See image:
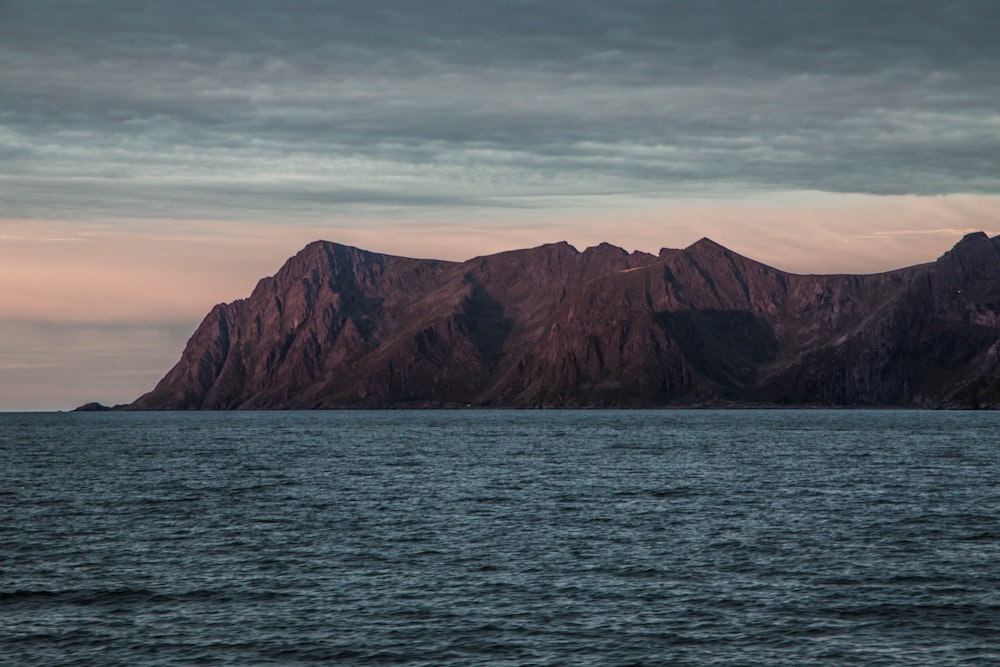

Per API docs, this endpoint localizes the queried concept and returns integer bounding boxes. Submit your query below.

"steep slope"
[131,242,456,408]
[129,233,1000,409]
[758,232,1000,406]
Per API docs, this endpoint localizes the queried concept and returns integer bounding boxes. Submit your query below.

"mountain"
[127,232,1000,409]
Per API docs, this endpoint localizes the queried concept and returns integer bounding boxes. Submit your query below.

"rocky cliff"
[128,232,1000,409]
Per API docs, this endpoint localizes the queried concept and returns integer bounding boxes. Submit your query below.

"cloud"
[3,2,1000,409]
[2,1,999,226]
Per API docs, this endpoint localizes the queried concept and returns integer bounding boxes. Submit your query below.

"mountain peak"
[939,230,993,259]
[685,237,730,254]
[689,236,723,248]
[935,230,1000,282]
[584,241,626,253]
[960,230,989,242]
[546,240,579,254]
[127,235,1000,410]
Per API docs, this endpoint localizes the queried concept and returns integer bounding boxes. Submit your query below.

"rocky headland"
[123,232,1000,409]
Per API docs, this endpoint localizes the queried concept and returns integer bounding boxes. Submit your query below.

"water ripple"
[2,409,999,665]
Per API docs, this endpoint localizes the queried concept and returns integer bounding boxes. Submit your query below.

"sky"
[2,0,1000,410]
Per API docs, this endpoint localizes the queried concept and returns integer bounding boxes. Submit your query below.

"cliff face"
[129,233,1000,409]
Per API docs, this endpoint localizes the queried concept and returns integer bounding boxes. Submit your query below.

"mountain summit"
[128,234,1000,409]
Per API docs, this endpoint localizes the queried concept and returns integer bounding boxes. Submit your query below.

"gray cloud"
[2,0,999,222]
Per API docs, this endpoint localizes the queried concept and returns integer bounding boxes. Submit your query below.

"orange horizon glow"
[4,192,1000,410]
[2,193,998,324]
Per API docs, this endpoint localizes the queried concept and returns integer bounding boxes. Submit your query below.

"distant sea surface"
[3,410,999,666]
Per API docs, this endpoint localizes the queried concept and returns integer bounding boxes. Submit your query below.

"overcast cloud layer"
[3,0,1000,224]
[3,1,1000,410]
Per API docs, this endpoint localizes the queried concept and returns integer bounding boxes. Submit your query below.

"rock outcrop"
[128,233,1000,409]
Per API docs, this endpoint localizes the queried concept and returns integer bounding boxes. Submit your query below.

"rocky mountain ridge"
[125,232,1000,409]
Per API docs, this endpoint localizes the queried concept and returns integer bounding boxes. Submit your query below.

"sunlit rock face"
[129,233,1000,409]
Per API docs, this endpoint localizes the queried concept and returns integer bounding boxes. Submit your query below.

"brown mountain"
[128,232,1000,409]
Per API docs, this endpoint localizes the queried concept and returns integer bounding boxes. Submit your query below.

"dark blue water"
[3,410,999,665]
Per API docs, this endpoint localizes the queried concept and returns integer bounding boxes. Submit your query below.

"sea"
[2,410,999,666]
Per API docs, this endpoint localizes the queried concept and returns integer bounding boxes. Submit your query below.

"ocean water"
[2,410,999,666]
